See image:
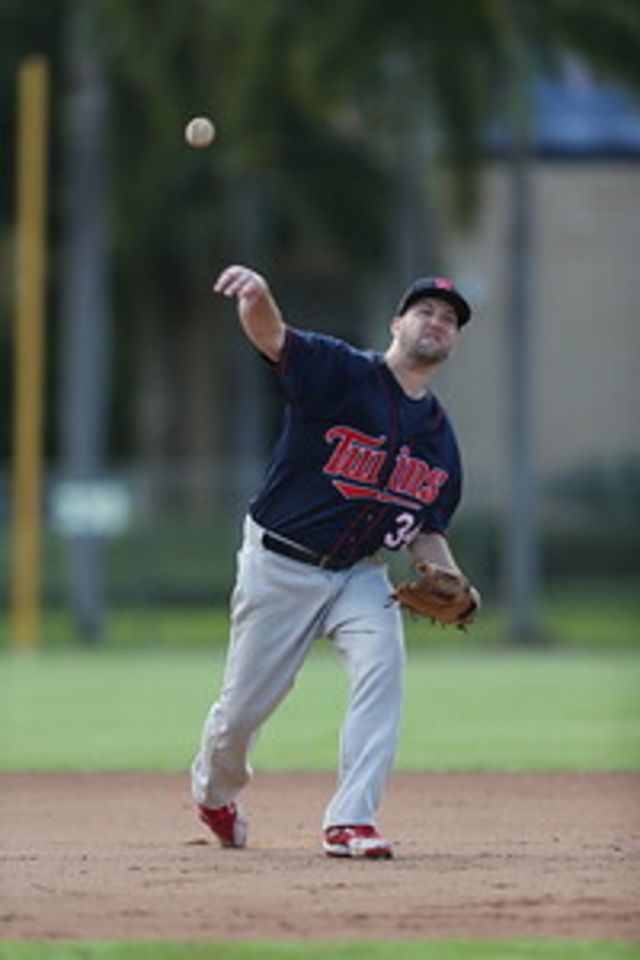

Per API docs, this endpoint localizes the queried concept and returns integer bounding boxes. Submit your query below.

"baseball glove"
[391,561,479,627]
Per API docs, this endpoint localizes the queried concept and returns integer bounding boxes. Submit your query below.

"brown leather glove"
[391,561,480,627]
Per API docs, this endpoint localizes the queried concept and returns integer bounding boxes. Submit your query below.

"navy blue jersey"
[250,328,462,566]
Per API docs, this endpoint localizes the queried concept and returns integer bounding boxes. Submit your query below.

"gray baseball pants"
[191,515,405,829]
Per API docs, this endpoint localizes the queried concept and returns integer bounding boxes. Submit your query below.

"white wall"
[436,162,640,509]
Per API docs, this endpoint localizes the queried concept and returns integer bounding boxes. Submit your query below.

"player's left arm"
[407,531,482,623]
[408,531,461,573]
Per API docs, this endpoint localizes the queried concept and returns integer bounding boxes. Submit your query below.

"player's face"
[392,297,460,365]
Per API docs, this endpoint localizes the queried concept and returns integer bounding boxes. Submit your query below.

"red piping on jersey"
[430,402,444,430]
[324,362,400,562]
[373,364,400,488]
[324,503,372,563]
[357,503,392,546]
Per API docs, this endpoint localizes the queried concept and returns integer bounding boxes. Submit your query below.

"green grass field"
[0,941,639,960]
[1,579,639,652]
[1,647,639,771]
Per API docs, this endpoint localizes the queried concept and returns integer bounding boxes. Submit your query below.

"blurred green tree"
[101,0,640,449]
[4,0,639,464]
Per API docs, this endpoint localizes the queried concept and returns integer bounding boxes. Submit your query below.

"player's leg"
[191,517,333,813]
[323,561,405,834]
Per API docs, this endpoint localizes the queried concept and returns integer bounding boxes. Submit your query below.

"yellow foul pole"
[11,57,49,651]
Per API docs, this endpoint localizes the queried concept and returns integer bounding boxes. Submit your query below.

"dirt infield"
[1,771,639,941]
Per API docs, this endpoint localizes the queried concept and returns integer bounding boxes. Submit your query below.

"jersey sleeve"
[267,327,363,414]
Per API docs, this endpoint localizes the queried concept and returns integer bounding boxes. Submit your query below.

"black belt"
[261,532,354,571]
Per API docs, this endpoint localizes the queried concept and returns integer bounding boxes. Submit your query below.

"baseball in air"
[185,116,216,148]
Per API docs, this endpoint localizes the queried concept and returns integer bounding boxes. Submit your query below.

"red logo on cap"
[434,277,454,290]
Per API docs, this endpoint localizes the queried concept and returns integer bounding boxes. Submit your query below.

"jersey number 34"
[384,512,420,550]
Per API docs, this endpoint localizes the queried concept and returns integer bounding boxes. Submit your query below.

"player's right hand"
[213,265,269,305]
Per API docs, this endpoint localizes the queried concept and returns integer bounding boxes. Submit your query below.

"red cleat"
[323,824,393,859]
[197,802,248,848]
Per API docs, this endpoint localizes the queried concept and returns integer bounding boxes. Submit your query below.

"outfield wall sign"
[51,480,132,537]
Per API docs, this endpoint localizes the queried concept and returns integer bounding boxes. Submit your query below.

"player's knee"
[368,632,406,679]
[222,706,258,742]
[352,649,404,701]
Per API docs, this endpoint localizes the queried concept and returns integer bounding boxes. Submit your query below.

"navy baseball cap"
[397,277,471,327]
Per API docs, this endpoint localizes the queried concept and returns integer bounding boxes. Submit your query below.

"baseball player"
[191,264,480,859]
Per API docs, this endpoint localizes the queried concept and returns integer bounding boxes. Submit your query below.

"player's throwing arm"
[214,265,285,362]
